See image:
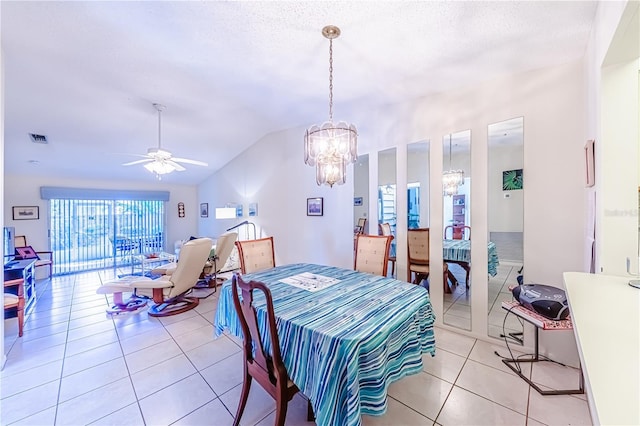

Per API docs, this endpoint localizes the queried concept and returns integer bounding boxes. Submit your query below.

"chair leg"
[17,307,24,337]
[307,398,315,421]
[274,394,289,426]
[233,374,252,426]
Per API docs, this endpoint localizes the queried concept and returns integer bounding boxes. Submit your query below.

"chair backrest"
[14,235,27,248]
[213,232,237,273]
[408,228,430,265]
[379,222,393,237]
[167,237,212,297]
[354,234,392,276]
[235,237,276,274]
[354,217,367,234]
[444,225,471,240]
[231,273,287,391]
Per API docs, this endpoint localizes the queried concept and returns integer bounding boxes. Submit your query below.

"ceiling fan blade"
[122,158,153,166]
[172,157,208,167]
[166,160,186,171]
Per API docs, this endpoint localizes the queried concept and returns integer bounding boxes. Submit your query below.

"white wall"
[197,127,353,270]
[586,0,639,275]
[1,45,7,367]
[3,174,198,255]
[407,142,430,227]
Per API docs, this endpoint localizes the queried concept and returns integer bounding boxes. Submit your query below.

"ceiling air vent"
[29,133,48,144]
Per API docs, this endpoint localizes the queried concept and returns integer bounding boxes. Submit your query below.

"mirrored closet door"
[487,117,524,341]
[354,154,370,243]
[442,130,471,331]
[378,148,397,276]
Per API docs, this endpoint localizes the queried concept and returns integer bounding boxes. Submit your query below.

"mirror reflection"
[407,141,430,229]
[406,141,436,292]
[378,148,397,277]
[442,130,471,331]
[353,154,369,255]
[487,117,524,342]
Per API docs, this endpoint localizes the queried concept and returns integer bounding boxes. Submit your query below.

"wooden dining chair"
[354,234,393,276]
[378,223,396,277]
[444,225,471,240]
[4,278,25,337]
[235,236,276,274]
[231,273,313,426]
[407,228,450,292]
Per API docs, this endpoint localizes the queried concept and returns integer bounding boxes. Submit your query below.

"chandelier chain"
[328,38,333,122]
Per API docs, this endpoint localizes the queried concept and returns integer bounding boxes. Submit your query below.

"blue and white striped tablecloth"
[443,240,500,276]
[214,263,436,426]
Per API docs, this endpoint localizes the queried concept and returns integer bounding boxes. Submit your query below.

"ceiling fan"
[122,103,208,177]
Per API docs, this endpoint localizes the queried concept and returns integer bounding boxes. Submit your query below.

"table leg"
[499,326,584,395]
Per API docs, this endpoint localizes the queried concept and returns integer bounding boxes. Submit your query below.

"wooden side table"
[500,300,584,395]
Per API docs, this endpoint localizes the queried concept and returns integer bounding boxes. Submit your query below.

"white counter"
[563,272,640,425]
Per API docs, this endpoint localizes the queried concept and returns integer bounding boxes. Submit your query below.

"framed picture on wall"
[12,206,39,220]
[354,197,363,206]
[200,203,209,218]
[307,197,323,216]
[585,139,595,187]
[502,169,523,191]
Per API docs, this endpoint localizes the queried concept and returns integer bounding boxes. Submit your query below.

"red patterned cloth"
[501,300,573,330]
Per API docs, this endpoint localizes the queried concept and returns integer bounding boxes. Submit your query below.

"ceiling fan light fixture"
[144,160,176,176]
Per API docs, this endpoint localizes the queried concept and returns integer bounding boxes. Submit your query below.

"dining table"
[443,239,499,277]
[214,263,436,426]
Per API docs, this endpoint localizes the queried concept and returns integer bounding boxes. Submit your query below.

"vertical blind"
[49,199,165,275]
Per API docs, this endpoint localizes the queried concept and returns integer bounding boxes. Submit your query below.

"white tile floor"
[2,269,592,425]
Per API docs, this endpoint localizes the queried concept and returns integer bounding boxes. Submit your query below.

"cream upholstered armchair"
[235,236,276,274]
[96,237,212,316]
[198,232,237,287]
[354,234,393,276]
[153,232,237,287]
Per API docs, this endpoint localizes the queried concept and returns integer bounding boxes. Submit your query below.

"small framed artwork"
[12,206,39,220]
[502,169,523,191]
[200,203,209,218]
[585,139,595,187]
[354,197,363,206]
[178,202,185,218]
[248,203,258,217]
[307,197,323,216]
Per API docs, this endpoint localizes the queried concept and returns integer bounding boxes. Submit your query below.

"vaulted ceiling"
[2,1,599,185]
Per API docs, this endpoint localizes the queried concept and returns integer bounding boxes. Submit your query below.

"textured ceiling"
[2,1,598,185]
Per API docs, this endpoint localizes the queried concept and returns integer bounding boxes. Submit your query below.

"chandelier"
[443,134,464,196]
[304,25,358,187]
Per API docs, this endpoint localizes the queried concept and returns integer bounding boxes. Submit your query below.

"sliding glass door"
[49,199,165,275]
